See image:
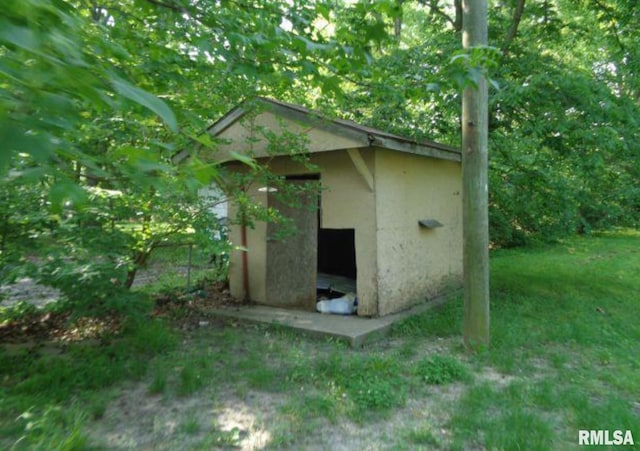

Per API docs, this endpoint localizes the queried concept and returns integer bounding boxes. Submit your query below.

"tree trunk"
[124,206,154,289]
[454,0,463,32]
[461,0,490,350]
[394,0,404,40]
[124,248,152,289]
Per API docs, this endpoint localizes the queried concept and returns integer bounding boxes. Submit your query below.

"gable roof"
[173,97,461,163]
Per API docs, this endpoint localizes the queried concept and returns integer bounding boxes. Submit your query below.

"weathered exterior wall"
[374,148,463,316]
[228,190,268,304]
[210,110,366,160]
[227,149,379,316]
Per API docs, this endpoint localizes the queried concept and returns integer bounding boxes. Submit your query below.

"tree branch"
[591,0,626,53]
[142,0,189,14]
[420,0,462,31]
[502,0,526,56]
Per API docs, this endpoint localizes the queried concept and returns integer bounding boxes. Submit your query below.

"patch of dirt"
[88,384,285,450]
[477,367,517,387]
[0,300,126,345]
[0,277,61,309]
[303,386,460,451]
[0,284,242,344]
[86,375,464,451]
[0,266,242,343]
[81,331,469,450]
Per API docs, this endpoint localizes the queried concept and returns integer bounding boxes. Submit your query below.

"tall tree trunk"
[462,0,490,350]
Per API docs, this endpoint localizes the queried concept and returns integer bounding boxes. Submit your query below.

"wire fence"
[131,243,228,291]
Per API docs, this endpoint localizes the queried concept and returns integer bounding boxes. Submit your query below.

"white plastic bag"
[316,292,357,315]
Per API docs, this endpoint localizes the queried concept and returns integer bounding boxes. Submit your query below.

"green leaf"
[0,121,54,168]
[187,132,217,148]
[317,4,331,20]
[228,151,257,169]
[48,181,88,214]
[110,76,178,132]
[0,22,40,53]
[187,158,219,185]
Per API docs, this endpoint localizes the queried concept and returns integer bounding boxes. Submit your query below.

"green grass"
[0,318,177,449]
[1,231,639,449]
[12,405,89,451]
[404,424,441,447]
[392,231,640,449]
[411,354,472,385]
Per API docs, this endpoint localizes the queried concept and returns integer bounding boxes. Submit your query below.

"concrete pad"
[210,295,449,347]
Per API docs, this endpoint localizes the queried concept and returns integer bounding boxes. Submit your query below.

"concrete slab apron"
[210,295,448,347]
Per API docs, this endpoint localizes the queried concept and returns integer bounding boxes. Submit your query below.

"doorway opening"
[317,228,357,299]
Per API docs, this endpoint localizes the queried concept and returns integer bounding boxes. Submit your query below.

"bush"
[35,255,150,319]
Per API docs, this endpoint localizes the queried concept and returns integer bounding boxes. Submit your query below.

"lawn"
[1,231,639,450]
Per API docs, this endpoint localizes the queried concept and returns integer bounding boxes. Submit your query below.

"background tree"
[322,0,640,246]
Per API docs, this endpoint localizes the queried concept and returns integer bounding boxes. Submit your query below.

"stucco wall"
[227,150,379,316]
[228,190,268,304]
[374,148,463,316]
[211,110,366,160]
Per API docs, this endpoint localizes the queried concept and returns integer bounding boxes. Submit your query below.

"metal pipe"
[241,219,250,301]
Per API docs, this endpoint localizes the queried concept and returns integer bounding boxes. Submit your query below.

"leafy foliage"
[1,0,640,318]
[323,0,640,246]
[0,0,393,312]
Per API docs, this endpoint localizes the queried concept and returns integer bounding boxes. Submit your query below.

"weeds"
[412,354,471,385]
[179,414,201,435]
[405,425,440,447]
[200,425,242,448]
[13,406,88,451]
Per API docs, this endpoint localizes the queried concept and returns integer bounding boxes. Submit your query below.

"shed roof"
[173,97,461,163]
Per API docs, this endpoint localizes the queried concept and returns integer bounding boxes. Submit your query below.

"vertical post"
[187,243,193,289]
[241,221,250,301]
[109,198,115,232]
[462,0,490,350]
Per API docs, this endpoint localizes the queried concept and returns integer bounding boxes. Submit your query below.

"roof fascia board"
[261,100,371,147]
[369,136,461,162]
[207,106,247,136]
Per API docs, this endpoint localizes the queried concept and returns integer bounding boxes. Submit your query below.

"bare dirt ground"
[0,277,61,309]
[89,384,286,450]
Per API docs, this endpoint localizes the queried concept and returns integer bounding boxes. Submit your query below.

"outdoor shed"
[195,98,463,317]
